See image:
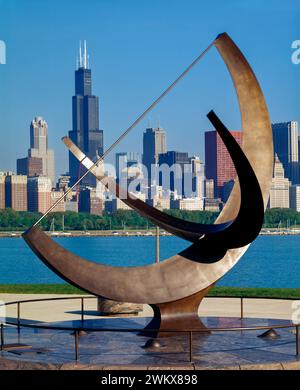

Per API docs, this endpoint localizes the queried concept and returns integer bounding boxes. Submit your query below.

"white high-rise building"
[28,117,55,186]
[269,155,290,209]
[190,156,205,199]
[171,197,204,211]
[147,185,171,210]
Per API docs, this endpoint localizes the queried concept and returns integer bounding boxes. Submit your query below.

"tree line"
[0,208,298,231]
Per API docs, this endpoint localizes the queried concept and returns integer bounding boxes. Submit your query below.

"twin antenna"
[77,40,89,69]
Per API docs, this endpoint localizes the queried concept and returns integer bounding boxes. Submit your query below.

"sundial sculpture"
[22,33,273,335]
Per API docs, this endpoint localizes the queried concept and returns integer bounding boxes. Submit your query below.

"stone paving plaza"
[1,317,300,370]
[1,295,300,370]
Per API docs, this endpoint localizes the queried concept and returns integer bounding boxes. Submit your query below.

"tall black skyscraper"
[158,151,190,195]
[69,41,103,187]
[142,126,166,185]
[272,121,299,184]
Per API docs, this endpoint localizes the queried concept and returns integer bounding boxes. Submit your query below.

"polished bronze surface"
[258,329,280,340]
[22,33,273,334]
[142,287,213,337]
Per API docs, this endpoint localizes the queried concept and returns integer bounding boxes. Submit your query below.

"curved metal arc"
[22,32,273,304]
[202,111,264,248]
[214,33,273,222]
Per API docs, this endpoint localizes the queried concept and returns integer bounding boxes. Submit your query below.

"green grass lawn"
[0,284,84,295]
[0,284,299,299]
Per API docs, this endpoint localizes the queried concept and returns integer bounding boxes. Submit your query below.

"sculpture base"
[140,286,212,338]
[97,297,143,316]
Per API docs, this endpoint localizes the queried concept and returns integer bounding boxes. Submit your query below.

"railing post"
[81,298,84,323]
[296,326,299,356]
[240,297,244,320]
[156,226,160,263]
[17,302,20,331]
[189,331,193,363]
[0,323,4,351]
[75,330,79,361]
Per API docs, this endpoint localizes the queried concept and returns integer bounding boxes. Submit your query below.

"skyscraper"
[50,190,66,213]
[17,117,55,185]
[5,173,27,211]
[204,179,215,199]
[272,121,299,183]
[69,41,103,187]
[116,152,140,180]
[158,151,191,196]
[0,173,5,209]
[290,185,300,212]
[78,187,103,215]
[27,176,52,214]
[142,126,166,182]
[205,130,242,199]
[115,152,142,193]
[269,154,290,208]
[190,156,205,199]
[17,156,43,178]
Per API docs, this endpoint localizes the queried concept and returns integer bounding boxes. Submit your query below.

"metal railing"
[0,295,299,363]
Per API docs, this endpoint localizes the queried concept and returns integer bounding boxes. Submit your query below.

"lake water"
[0,235,299,288]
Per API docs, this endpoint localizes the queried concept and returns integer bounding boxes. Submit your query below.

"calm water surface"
[0,235,299,288]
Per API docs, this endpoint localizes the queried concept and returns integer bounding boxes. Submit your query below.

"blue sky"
[0,0,299,176]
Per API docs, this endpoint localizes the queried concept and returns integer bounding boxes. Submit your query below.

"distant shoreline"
[0,229,164,238]
[0,229,300,238]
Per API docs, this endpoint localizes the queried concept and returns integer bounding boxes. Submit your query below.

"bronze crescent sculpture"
[22,33,273,333]
[63,109,264,255]
[63,131,232,244]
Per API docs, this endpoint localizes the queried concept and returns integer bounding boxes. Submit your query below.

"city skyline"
[0,0,299,176]
[0,3,299,376]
